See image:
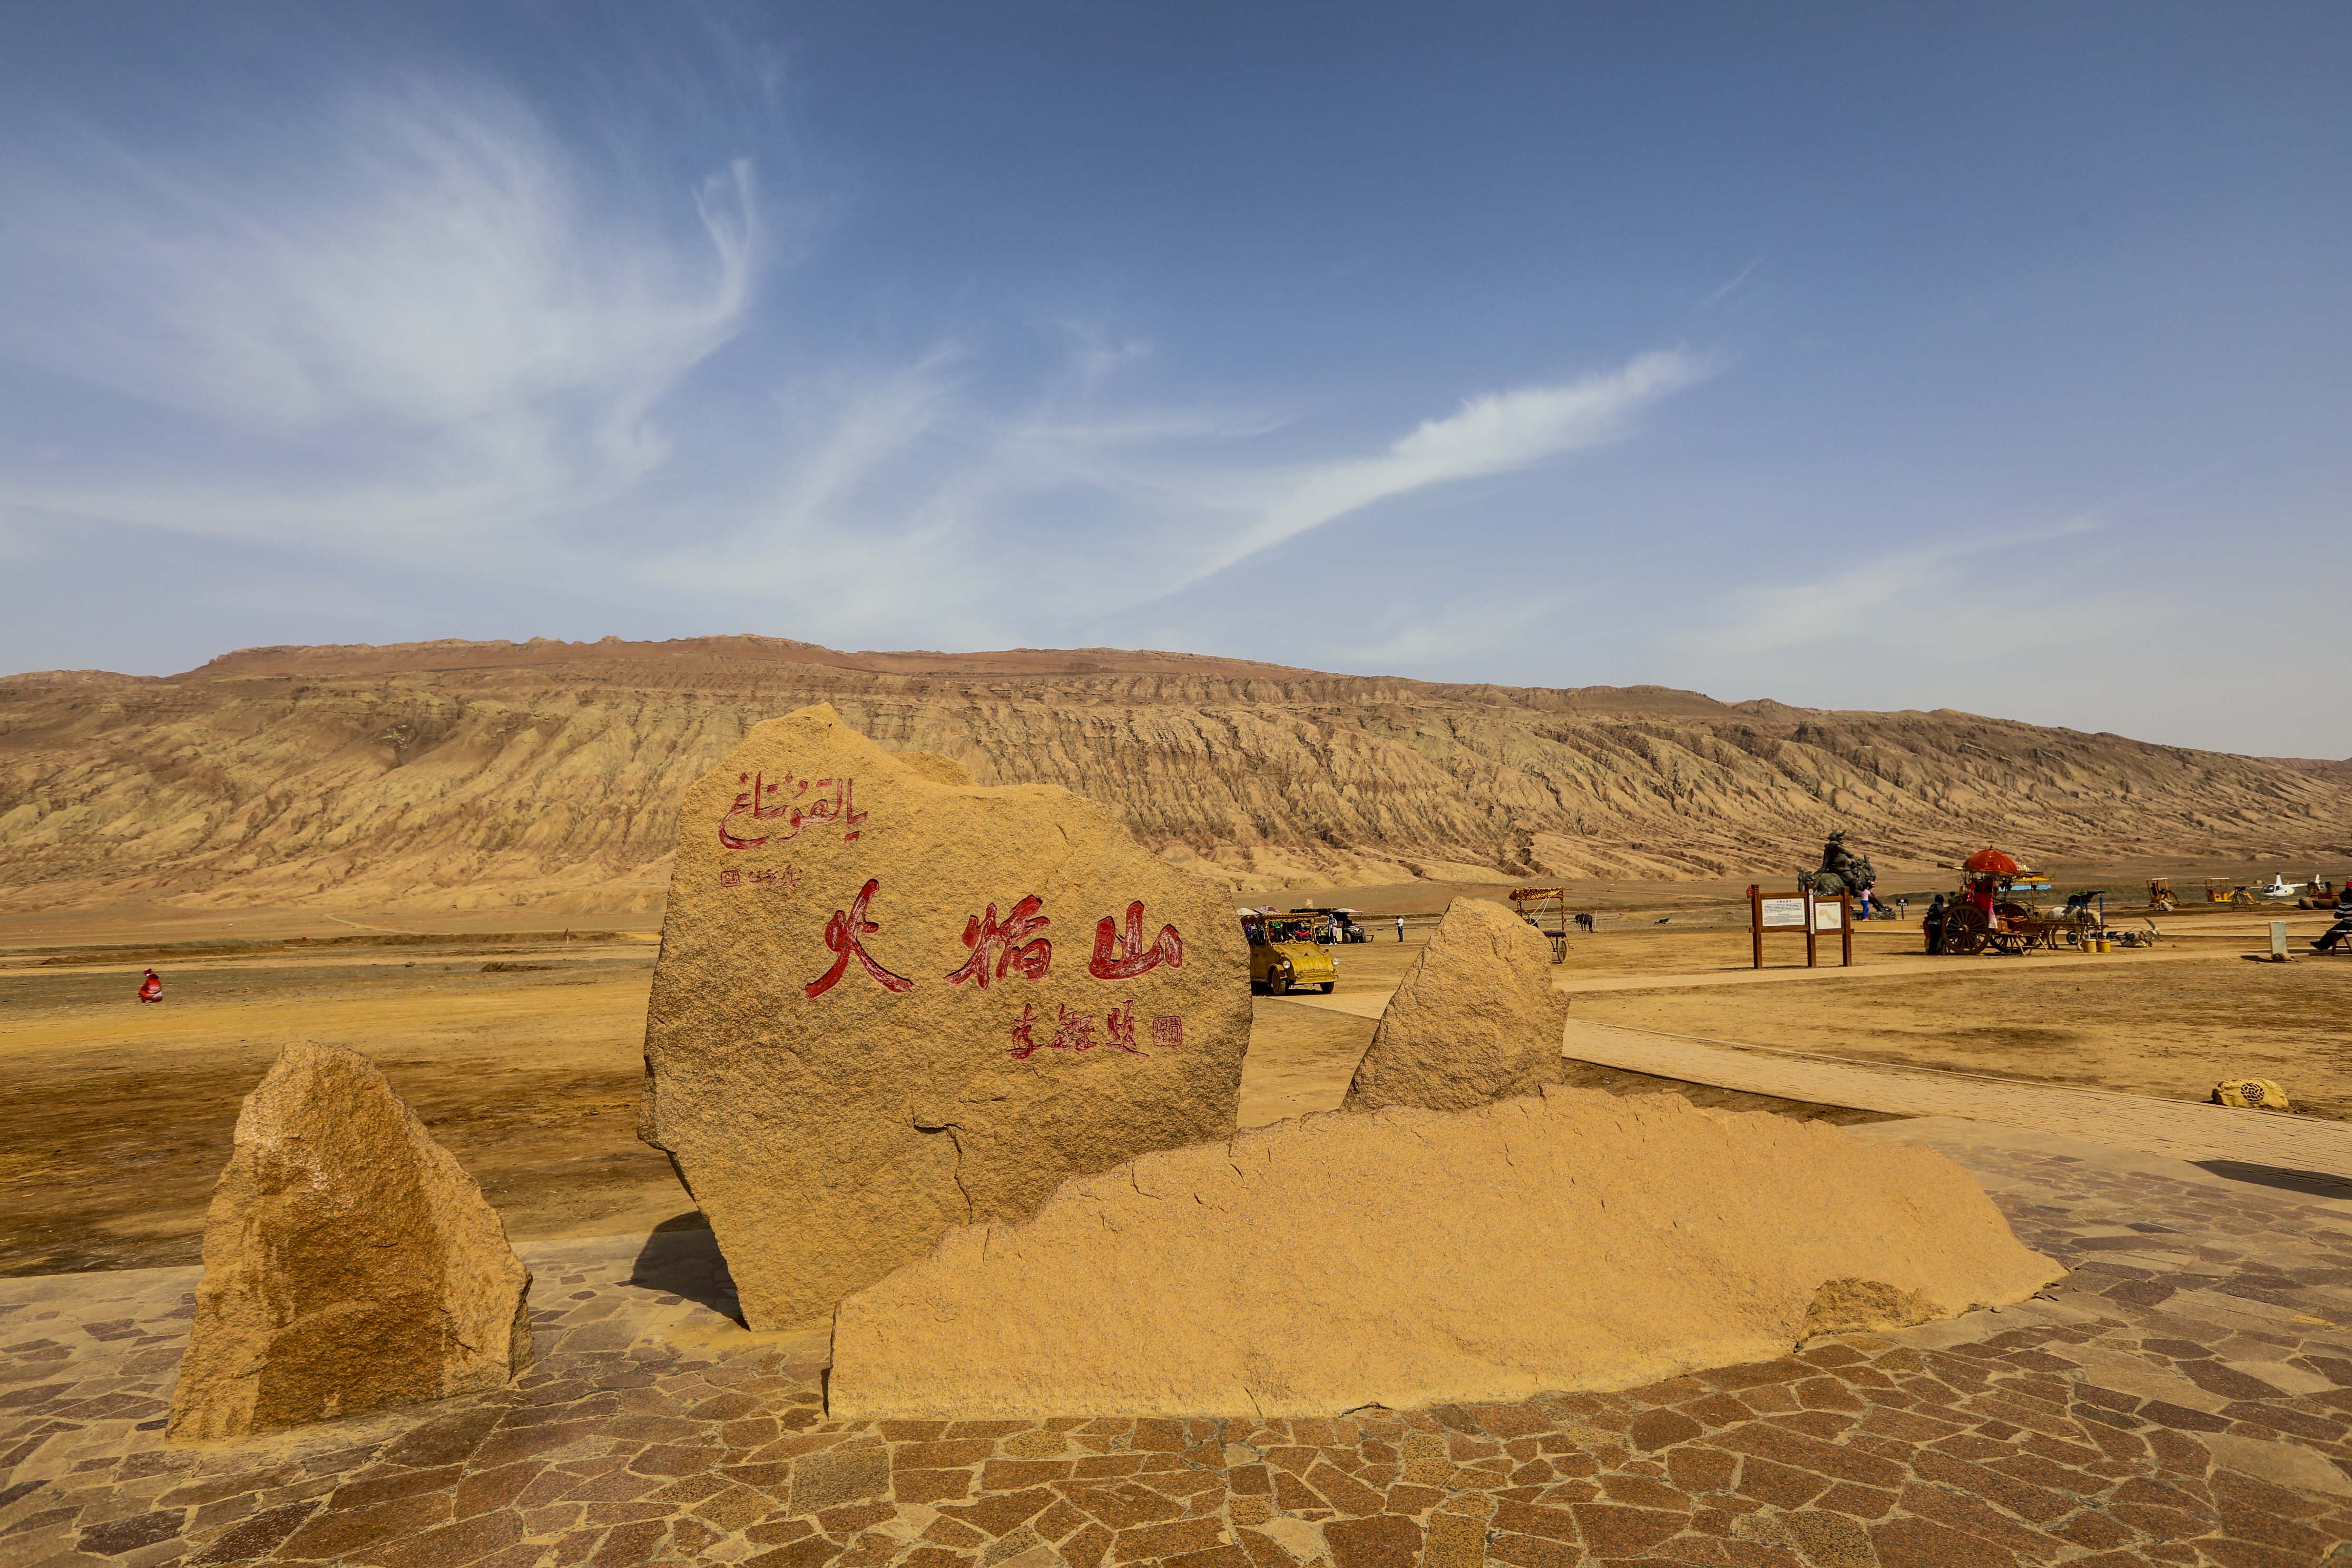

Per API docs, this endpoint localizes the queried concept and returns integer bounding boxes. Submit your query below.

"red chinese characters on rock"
[1088,901,1185,979]
[718,866,802,890]
[804,878,914,999]
[944,896,1051,987]
[1005,1000,1187,1060]
[1051,1005,1096,1053]
[719,771,867,850]
[1007,1003,1041,1060]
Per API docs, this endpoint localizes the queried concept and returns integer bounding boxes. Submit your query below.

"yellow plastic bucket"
[2093,937,2110,953]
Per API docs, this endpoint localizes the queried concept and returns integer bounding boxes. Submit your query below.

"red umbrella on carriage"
[1964,848,2020,877]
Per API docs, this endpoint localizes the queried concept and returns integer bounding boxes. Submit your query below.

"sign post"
[1748,886,1856,970]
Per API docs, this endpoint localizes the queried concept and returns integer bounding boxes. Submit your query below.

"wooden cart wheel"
[1945,914,1986,955]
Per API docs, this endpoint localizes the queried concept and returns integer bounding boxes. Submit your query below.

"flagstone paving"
[6,1121,2352,1567]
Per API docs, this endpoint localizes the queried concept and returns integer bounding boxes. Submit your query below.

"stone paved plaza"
[5,1118,2352,1567]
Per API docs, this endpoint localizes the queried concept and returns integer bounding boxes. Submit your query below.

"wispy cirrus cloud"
[1175,350,1711,590]
[0,67,1712,653]
[1338,593,1576,669]
[1688,517,2109,661]
[630,338,1711,644]
[0,80,758,554]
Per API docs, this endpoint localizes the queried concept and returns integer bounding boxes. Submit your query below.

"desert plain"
[5,879,2346,1281]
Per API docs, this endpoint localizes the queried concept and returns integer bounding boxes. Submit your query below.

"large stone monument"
[168,1043,533,1440]
[1344,896,1569,1112]
[828,1086,2064,1418]
[639,703,1251,1330]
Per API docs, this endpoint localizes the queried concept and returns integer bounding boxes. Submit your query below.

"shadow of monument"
[2194,1159,2352,1202]
[627,1212,743,1325]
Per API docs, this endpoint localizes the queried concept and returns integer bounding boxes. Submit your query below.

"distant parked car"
[1245,916,1338,994]
[1289,906,1369,943]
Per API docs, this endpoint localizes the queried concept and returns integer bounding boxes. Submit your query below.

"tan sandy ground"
[1572,948,2352,1121]
[0,943,673,1276]
[5,898,2344,1277]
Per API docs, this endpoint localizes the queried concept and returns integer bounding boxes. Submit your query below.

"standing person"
[1396,916,1406,942]
[137,968,162,1003]
[2314,883,2352,953]
[1923,895,1947,955]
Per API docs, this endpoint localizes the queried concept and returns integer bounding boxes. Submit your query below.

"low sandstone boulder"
[828,1085,2064,1418]
[640,703,1251,1330]
[168,1043,532,1440]
[1344,896,1569,1112]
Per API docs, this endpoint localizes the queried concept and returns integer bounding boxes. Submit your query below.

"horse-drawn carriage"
[1937,853,2155,954]
[1938,897,2096,955]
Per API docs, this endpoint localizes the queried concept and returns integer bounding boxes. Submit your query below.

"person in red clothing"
[136,968,162,1003]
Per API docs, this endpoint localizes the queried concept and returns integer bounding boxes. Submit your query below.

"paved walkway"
[7,1123,2352,1567]
[1293,945,2265,1021]
[1548,945,2249,997]
[1558,1019,2352,1184]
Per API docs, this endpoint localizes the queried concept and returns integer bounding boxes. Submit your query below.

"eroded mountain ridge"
[3,635,2345,912]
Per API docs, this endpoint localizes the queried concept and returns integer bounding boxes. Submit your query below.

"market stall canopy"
[1964,848,2021,876]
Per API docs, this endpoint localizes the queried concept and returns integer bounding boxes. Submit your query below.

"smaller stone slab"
[1344,896,1569,1112]
[829,1085,2064,1418]
[168,1042,532,1440]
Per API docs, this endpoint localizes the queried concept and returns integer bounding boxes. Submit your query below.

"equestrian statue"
[1798,829,1876,900]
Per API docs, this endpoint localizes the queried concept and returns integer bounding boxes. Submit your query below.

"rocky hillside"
[3,635,2346,913]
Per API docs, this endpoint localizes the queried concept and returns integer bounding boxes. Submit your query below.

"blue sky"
[2,4,2346,756]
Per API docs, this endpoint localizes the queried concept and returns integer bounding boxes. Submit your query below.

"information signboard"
[1746,885,1856,970]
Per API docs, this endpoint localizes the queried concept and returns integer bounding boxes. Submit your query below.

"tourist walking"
[1396,916,1405,942]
